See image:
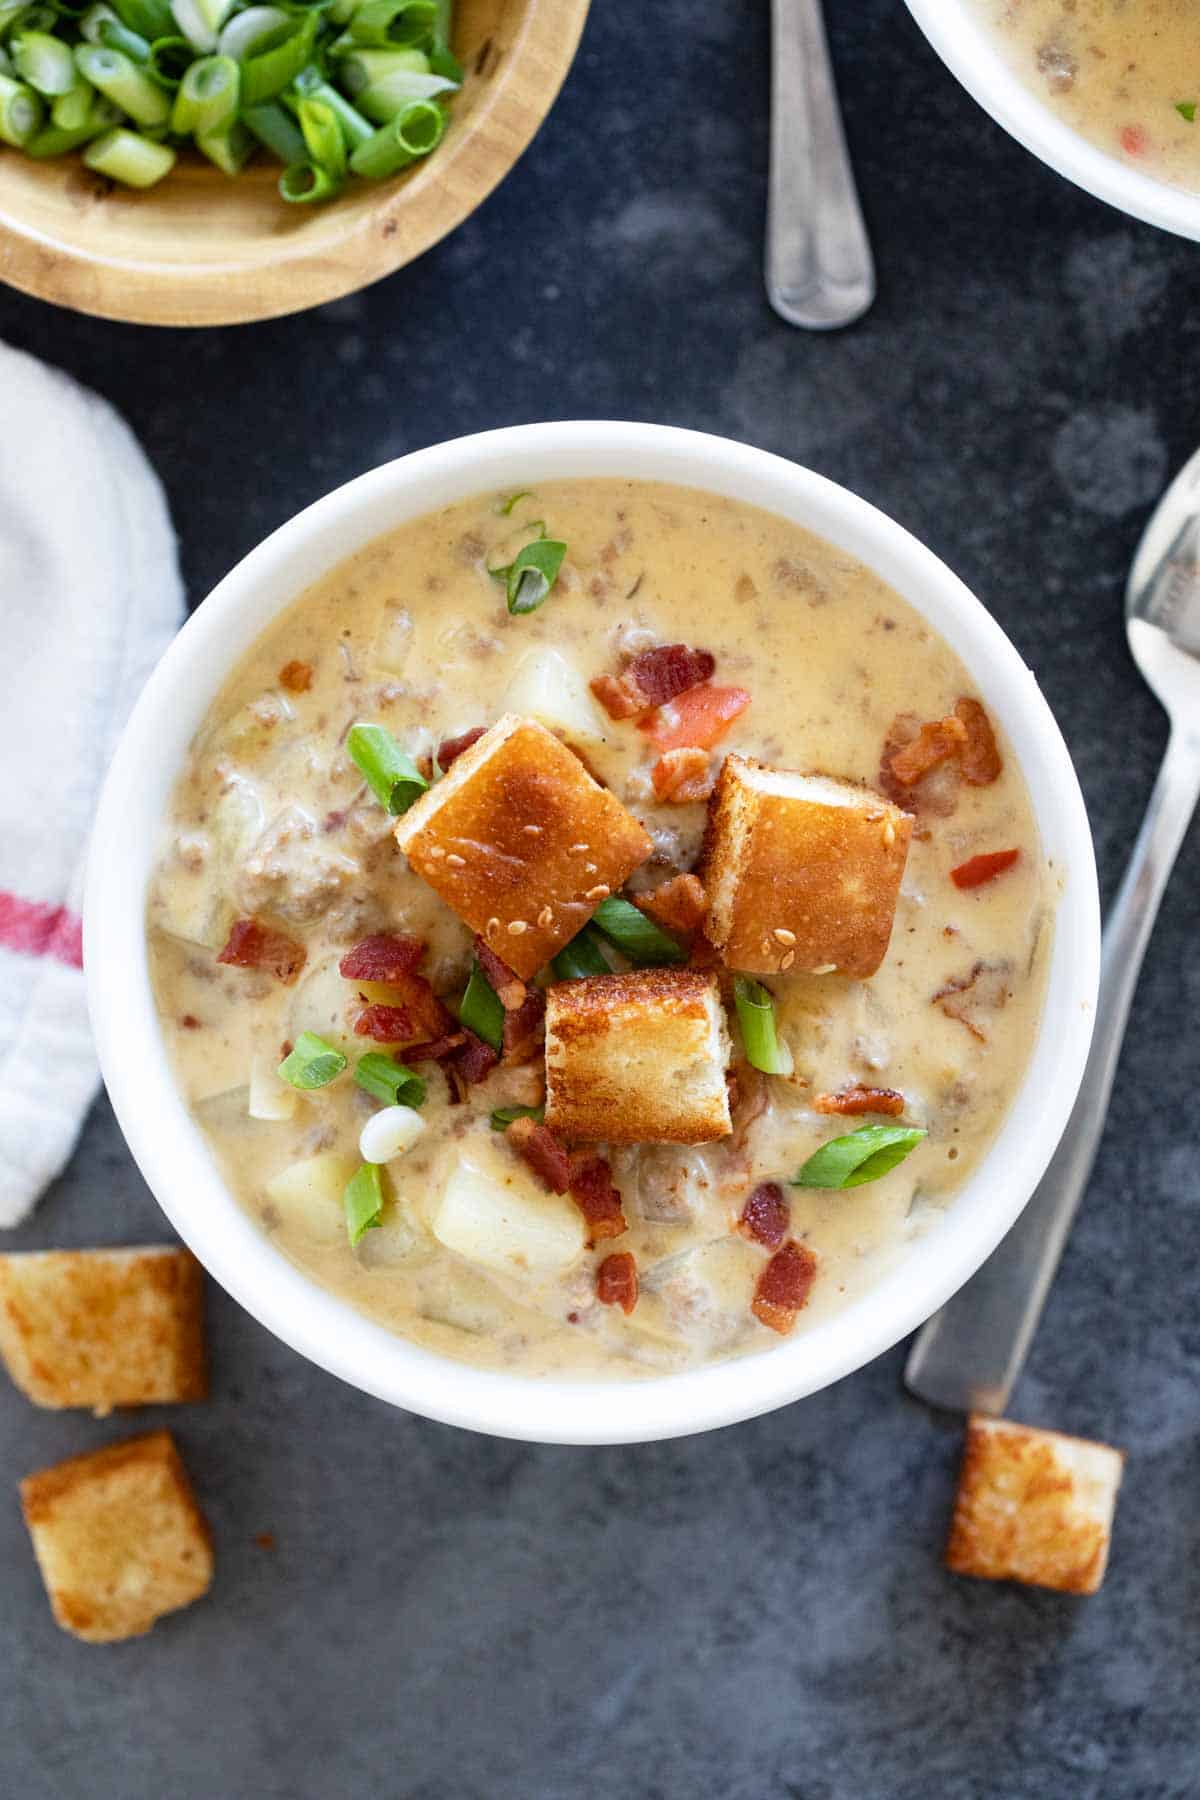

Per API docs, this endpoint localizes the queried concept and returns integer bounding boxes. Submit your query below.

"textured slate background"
[2,2,1198,1794]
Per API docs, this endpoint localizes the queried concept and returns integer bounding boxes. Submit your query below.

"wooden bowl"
[0,0,589,326]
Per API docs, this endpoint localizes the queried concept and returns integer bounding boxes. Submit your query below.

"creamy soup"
[148,480,1052,1379]
[972,0,1200,191]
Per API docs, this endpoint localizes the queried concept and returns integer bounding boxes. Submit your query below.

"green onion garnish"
[0,72,45,145]
[297,92,344,177]
[1177,100,1197,123]
[81,121,175,182]
[145,34,192,87]
[346,721,429,815]
[458,960,504,1052]
[792,1125,927,1191]
[242,96,305,161]
[347,92,443,176]
[490,531,567,617]
[77,41,171,121]
[733,976,794,1076]
[277,1030,348,1090]
[347,0,437,49]
[490,1104,544,1131]
[550,923,613,981]
[279,156,341,202]
[591,895,686,967]
[169,49,235,132]
[344,1162,385,1246]
[354,1052,426,1108]
[497,489,532,517]
[13,29,78,94]
[238,7,316,105]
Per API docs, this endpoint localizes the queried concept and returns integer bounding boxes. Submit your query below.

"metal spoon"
[905,448,1200,1414]
[765,0,875,330]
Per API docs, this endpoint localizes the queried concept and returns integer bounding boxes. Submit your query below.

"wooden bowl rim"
[0,0,589,326]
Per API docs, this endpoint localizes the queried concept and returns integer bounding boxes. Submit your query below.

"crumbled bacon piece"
[278,660,313,693]
[507,1116,571,1194]
[879,714,957,815]
[502,985,546,1064]
[651,747,713,803]
[589,674,641,720]
[437,725,487,770]
[752,1240,818,1335]
[339,933,426,982]
[382,971,454,1040]
[950,848,1020,890]
[404,1030,469,1062]
[216,918,306,985]
[473,935,527,1011]
[634,873,707,936]
[590,644,716,720]
[596,1251,639,1315]
[934,960,1014,1042]
[955,698,1003,786]
[813,1085,905,1117]
[453,1030,500,1085]
[569,1155,628,1242]
[353,1003,415,1042]
[738,1182,790,1251]
[886,715,968,787]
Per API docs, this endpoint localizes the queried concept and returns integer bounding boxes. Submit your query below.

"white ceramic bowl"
[905,0,1200,241]
[85,422,1100,1444]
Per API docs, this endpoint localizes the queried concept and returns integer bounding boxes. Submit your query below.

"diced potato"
[248,1051,297,1122]
[500,648,609,750]
[637,1238,755,1349]
[264,1152,359,1244]
[356,1205,427,1268]
[419,1274,514,1337]
[371,605,414,677]
[153,782,264,951]
[432,1149,586,1277]
[287,955,359,1055]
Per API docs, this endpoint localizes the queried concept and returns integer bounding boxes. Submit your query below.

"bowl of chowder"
[905,0,1200,240]
[86,423,1099,1444]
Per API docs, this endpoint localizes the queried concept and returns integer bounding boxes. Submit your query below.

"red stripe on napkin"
[0,893,84,969]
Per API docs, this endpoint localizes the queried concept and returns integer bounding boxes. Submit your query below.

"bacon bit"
[651,746,713,803]
[339,933,426,982]
[954,698,1003,786]
[752,1240,818,1335]
[640,683,751,753]
[217,918,306,985]
[738,1182,790,1251]
[813,1085,906,1117]
[507,1116,571,1194]
[416,754,434,782]
[278,660,313,693]
[353,1002,416,1043]
[473,934,527,1011]
[590,644,717,719]
[1120,123,1148,156]
[403,1030,469,1062]
[635,872,707,935]
[437,725,487,769]
[589,673,643,720]
[951,848,1020,890]
[596,1251,639,1315]
[502,985,546,1064]
[453,1030,500,1085]
[385,971,455,1040]
[886,715,968,787]
[568,1155,628,1242]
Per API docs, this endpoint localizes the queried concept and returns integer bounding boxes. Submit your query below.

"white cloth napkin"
[0,342,183,1227]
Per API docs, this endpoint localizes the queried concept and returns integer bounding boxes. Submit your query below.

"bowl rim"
[85,420,1101,1443]
[904,0,1200,241]
[0,0,590,327]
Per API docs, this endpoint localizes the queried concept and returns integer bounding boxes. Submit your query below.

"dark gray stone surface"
[1,2,1197,1794]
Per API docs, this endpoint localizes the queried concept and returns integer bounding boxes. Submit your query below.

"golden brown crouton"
[0,1247,206,1416]
[945,1414,1124,1595]
[394,714,652,980]
[544,968,732,1144]
[21,1432,214,1642]
[701,753,913,979]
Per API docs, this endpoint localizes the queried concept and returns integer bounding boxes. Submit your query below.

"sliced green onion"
[0,46,12,75]
[354,1052,426,1109]
[169,0,231,51]
[344,1161,384,1246]
[80,3,118,39]
[0,0,29,35]
[197,111,251,170]
[297,90,343,175]
[13,30,77,94]
[591,895,686,967]
[497,489,533,517]
[169,48,235,129]
[242,95,303,159]
[333,44,426,88]
[426,35,458,81]
[489,531,567,617]
[216,1,285,57]
[346,721,428,814]
[458,960,504,1052]
[0,69,43,140]
[1176,99,1196,123]
[82,122,174,181]
[25,91,116,149]
[239,5,314,104]
[733,976,794,1077]
[278,155,340,201]
[50,72,92,125]
[76,41,169,118]
[792,1125,927,1191]
[97,15,148,57]
[111,0,172,39]
[277,1030,348,1090]
[353,64,451,122]
[347,0,436,47]
[290,64,370,146]
[550,924,612,982]
[490,1104,544,1131]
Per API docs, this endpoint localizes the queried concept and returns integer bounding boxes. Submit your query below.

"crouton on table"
[394,714,652,980]
[944,1414,1124,1595]
[702,753,913,979]
[0,1246,206,1415]
[545,968,732,1144]
[21,1432,214,1642]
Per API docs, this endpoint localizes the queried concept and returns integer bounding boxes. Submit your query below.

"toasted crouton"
[701,753,913,978]
[21,1432,214,1642]
[544,968,732,1144]
[394,714,652,979]
[0,1247,206,1415]
[945,1414,1124,1595]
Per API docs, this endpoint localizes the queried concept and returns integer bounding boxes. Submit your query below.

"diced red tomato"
[639,683,751,752]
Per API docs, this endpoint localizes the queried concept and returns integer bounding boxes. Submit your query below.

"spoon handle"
[906,726,1200,1414]
[765,0,875,330]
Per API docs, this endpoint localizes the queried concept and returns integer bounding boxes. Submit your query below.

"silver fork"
[906,448,1200,1414]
